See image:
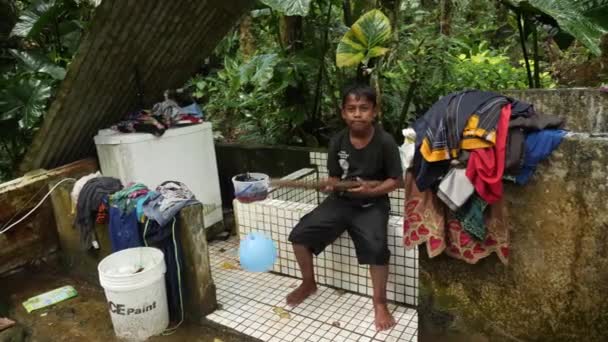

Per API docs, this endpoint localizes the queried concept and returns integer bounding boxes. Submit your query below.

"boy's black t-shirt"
[327,125,403,201]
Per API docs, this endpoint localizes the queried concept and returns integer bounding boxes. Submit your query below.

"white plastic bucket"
[232,172,270,203]
[98,247,169,341]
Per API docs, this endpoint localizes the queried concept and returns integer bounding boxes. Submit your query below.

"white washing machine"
[94,122,223,228]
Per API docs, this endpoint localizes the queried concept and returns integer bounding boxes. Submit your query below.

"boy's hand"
[321,184,334,193]
[348,178,377,196]
[321,177,339,193]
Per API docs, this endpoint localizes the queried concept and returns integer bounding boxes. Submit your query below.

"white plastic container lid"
[94,122,211,145]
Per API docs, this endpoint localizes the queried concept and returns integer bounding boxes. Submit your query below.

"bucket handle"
[234,183,254,197]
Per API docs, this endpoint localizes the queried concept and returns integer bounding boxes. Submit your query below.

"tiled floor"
[207,238,418,342]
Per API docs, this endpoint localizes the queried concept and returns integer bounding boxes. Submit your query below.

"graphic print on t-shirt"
[338,150,349,179]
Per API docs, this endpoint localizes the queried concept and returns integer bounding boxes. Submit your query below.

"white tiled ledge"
[234,199,418,306]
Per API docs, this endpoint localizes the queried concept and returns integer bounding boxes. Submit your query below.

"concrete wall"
[0,159,98,275]
[503,88,608,133]
[420,89,608,342]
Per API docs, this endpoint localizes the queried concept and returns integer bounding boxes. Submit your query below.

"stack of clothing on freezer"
[112,89,204,136]
[402,90,566,264]
[72,175,198,323]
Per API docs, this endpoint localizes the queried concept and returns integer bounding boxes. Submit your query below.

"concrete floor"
[0,263,257,342]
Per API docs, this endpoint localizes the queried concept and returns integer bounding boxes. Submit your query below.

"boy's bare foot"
[374,303,396,331]
[286,282,317,306]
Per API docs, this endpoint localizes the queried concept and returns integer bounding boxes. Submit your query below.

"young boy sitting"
[287,84,403,331]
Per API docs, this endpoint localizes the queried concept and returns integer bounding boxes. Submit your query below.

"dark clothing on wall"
[412,90,536,190]
[144,218,184,322]
[505,114,566,175]
[515,129,567,185]
[74,177,123,250]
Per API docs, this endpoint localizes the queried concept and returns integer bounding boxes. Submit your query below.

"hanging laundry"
[71,172,101,213]
[108,207,142,252]
[110,183,149,213]
[143,218,184,322]
[400,128,417,171]
[74,177,123,250]
[444,199,509,265]
[136,191,157,223]
[465,104,511,204]
[107,183,150,251]
[412,90,535,190]
[143,181,198,227]
[454,195,488,241]
[515,130,567,185]
[505,114,565,175]
[403,172,509,264]
[96,199,109,224]
[437,168,475,211]
[417,91,505,163]
[405,89,564,265]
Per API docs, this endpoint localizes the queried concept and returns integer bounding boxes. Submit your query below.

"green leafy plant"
[0,0,95,181]
[505,0,608,56]
[260,0,312,17]
[449,51,554,90]
[336,9,392,67]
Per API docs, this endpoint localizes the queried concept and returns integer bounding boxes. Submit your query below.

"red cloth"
[96,202,108,224]
[465,104,511,204]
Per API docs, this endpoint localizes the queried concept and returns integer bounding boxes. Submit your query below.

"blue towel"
[515,129,566,185]
[109,207,143,252]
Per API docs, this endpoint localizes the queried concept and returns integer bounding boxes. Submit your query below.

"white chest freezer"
[94,122,223,229]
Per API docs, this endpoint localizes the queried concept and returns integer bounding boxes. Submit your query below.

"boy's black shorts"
[288,195,390,265]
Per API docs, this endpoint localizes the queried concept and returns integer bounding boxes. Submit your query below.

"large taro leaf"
[9,50,66,80]
[0,79,52,130]
[507,0,608,56]
[11,0,60,39]
[239,54,280,88]
[336,9,391,68]
[260,0,311,16]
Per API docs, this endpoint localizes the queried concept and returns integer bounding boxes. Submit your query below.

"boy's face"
[341,94,376,134]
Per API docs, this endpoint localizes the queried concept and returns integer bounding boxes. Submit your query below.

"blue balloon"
[239,232,277,272]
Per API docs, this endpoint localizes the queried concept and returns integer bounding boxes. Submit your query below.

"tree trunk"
[0,0,17,45]
[280,15,303,53]
[491,1,512,48]
[517,12,534,88]
[343,0,353,26]
[313,2,334,122]
[532,22,541,88]
[239,15,255,60]
[439,0,453,36]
